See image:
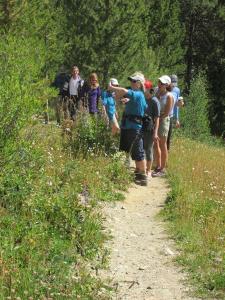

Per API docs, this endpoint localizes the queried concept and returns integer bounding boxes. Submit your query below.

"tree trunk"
[185,13,195,93]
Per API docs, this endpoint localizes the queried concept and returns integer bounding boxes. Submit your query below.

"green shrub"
[181,72,211,141]
[68,111,119,158]
[0,123,130,299]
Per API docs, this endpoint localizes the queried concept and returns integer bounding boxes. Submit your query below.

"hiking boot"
[135,173,148,186]
[152,167,161,177]
[152,169,166,177]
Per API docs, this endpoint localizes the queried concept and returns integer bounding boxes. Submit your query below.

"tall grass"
[164,137,225,299]
[0,121,130,299]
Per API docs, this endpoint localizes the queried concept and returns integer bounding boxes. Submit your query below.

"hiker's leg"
[154,140,161,169]
[111,115,120,135]
[75,95,80,110]
[143,132,154,173]
[62,96,70,120]
[131,131,146,174]
[135,159,146,174]
[69,96,76,121]
[167,117,173,151]
[159,136,168,170]
[43,99,49,124]
[56,96,62,124]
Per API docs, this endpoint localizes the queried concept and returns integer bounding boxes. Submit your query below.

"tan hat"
[128,72,145,84]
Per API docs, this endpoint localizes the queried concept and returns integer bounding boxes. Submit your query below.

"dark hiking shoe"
[135,173,148,186]
[152,167,161,175]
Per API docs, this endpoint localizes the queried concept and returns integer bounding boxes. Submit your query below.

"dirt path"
[101,176,198,300]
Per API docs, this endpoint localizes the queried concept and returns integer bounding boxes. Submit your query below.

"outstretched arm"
[108,83,128,99]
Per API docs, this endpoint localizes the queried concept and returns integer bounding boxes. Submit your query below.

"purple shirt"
[86,86,101,113]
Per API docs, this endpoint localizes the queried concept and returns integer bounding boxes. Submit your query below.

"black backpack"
[142,114,154,132]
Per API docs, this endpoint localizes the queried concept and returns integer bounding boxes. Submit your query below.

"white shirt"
[69,77,80,96]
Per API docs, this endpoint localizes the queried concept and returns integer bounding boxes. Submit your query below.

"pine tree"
[180,0,225,136]
[181,73,210,140]
[61,0,150,85]
[0,0,68,151]
[145,0,185,76]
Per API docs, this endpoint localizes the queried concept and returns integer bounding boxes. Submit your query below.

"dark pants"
[167,117,173,151]
[120,129,145,161]
[68,95,79,120]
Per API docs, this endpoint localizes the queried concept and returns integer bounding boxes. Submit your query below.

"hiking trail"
[100,175,199,300]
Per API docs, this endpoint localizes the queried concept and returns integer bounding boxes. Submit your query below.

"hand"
[120,98,129,104]
[153,134,159,142]
[175,120,180,128]
[177,98,184,107]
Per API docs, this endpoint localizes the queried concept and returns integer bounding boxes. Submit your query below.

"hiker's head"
[89,72,99,88]
[158,75,171,92]
[144,79,154,99]
[71,66,79,77]
[170,74,178,87]
[128,72,145,91]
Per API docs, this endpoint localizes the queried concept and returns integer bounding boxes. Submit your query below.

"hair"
[89,72,99,88]
[71,65,79,73]
[139,81,145,92]
[134,71,145,92]
[166,84,172,92]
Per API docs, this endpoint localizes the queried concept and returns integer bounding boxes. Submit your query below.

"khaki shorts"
[158,116,170,137]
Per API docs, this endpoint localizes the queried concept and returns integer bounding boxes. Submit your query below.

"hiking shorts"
[120,129,144,161]
[158,116,170,137]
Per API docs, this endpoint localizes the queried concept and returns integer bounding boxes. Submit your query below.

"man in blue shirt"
[108,72,148,186]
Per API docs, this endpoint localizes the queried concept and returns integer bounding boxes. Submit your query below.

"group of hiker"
[52,65,184,186]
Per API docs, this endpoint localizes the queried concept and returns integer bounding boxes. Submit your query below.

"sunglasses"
[131,79,139,83]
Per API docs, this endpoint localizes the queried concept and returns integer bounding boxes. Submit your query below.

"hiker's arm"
[153,117,159,141]
[161,95,173,118]
[108,83,128,99]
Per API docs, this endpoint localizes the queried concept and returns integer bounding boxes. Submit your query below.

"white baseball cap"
[158,75,171,85]
[128,72,145,84]
[110,78,119,86]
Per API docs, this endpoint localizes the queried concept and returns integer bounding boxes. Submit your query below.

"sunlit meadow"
[164,137,225,299]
